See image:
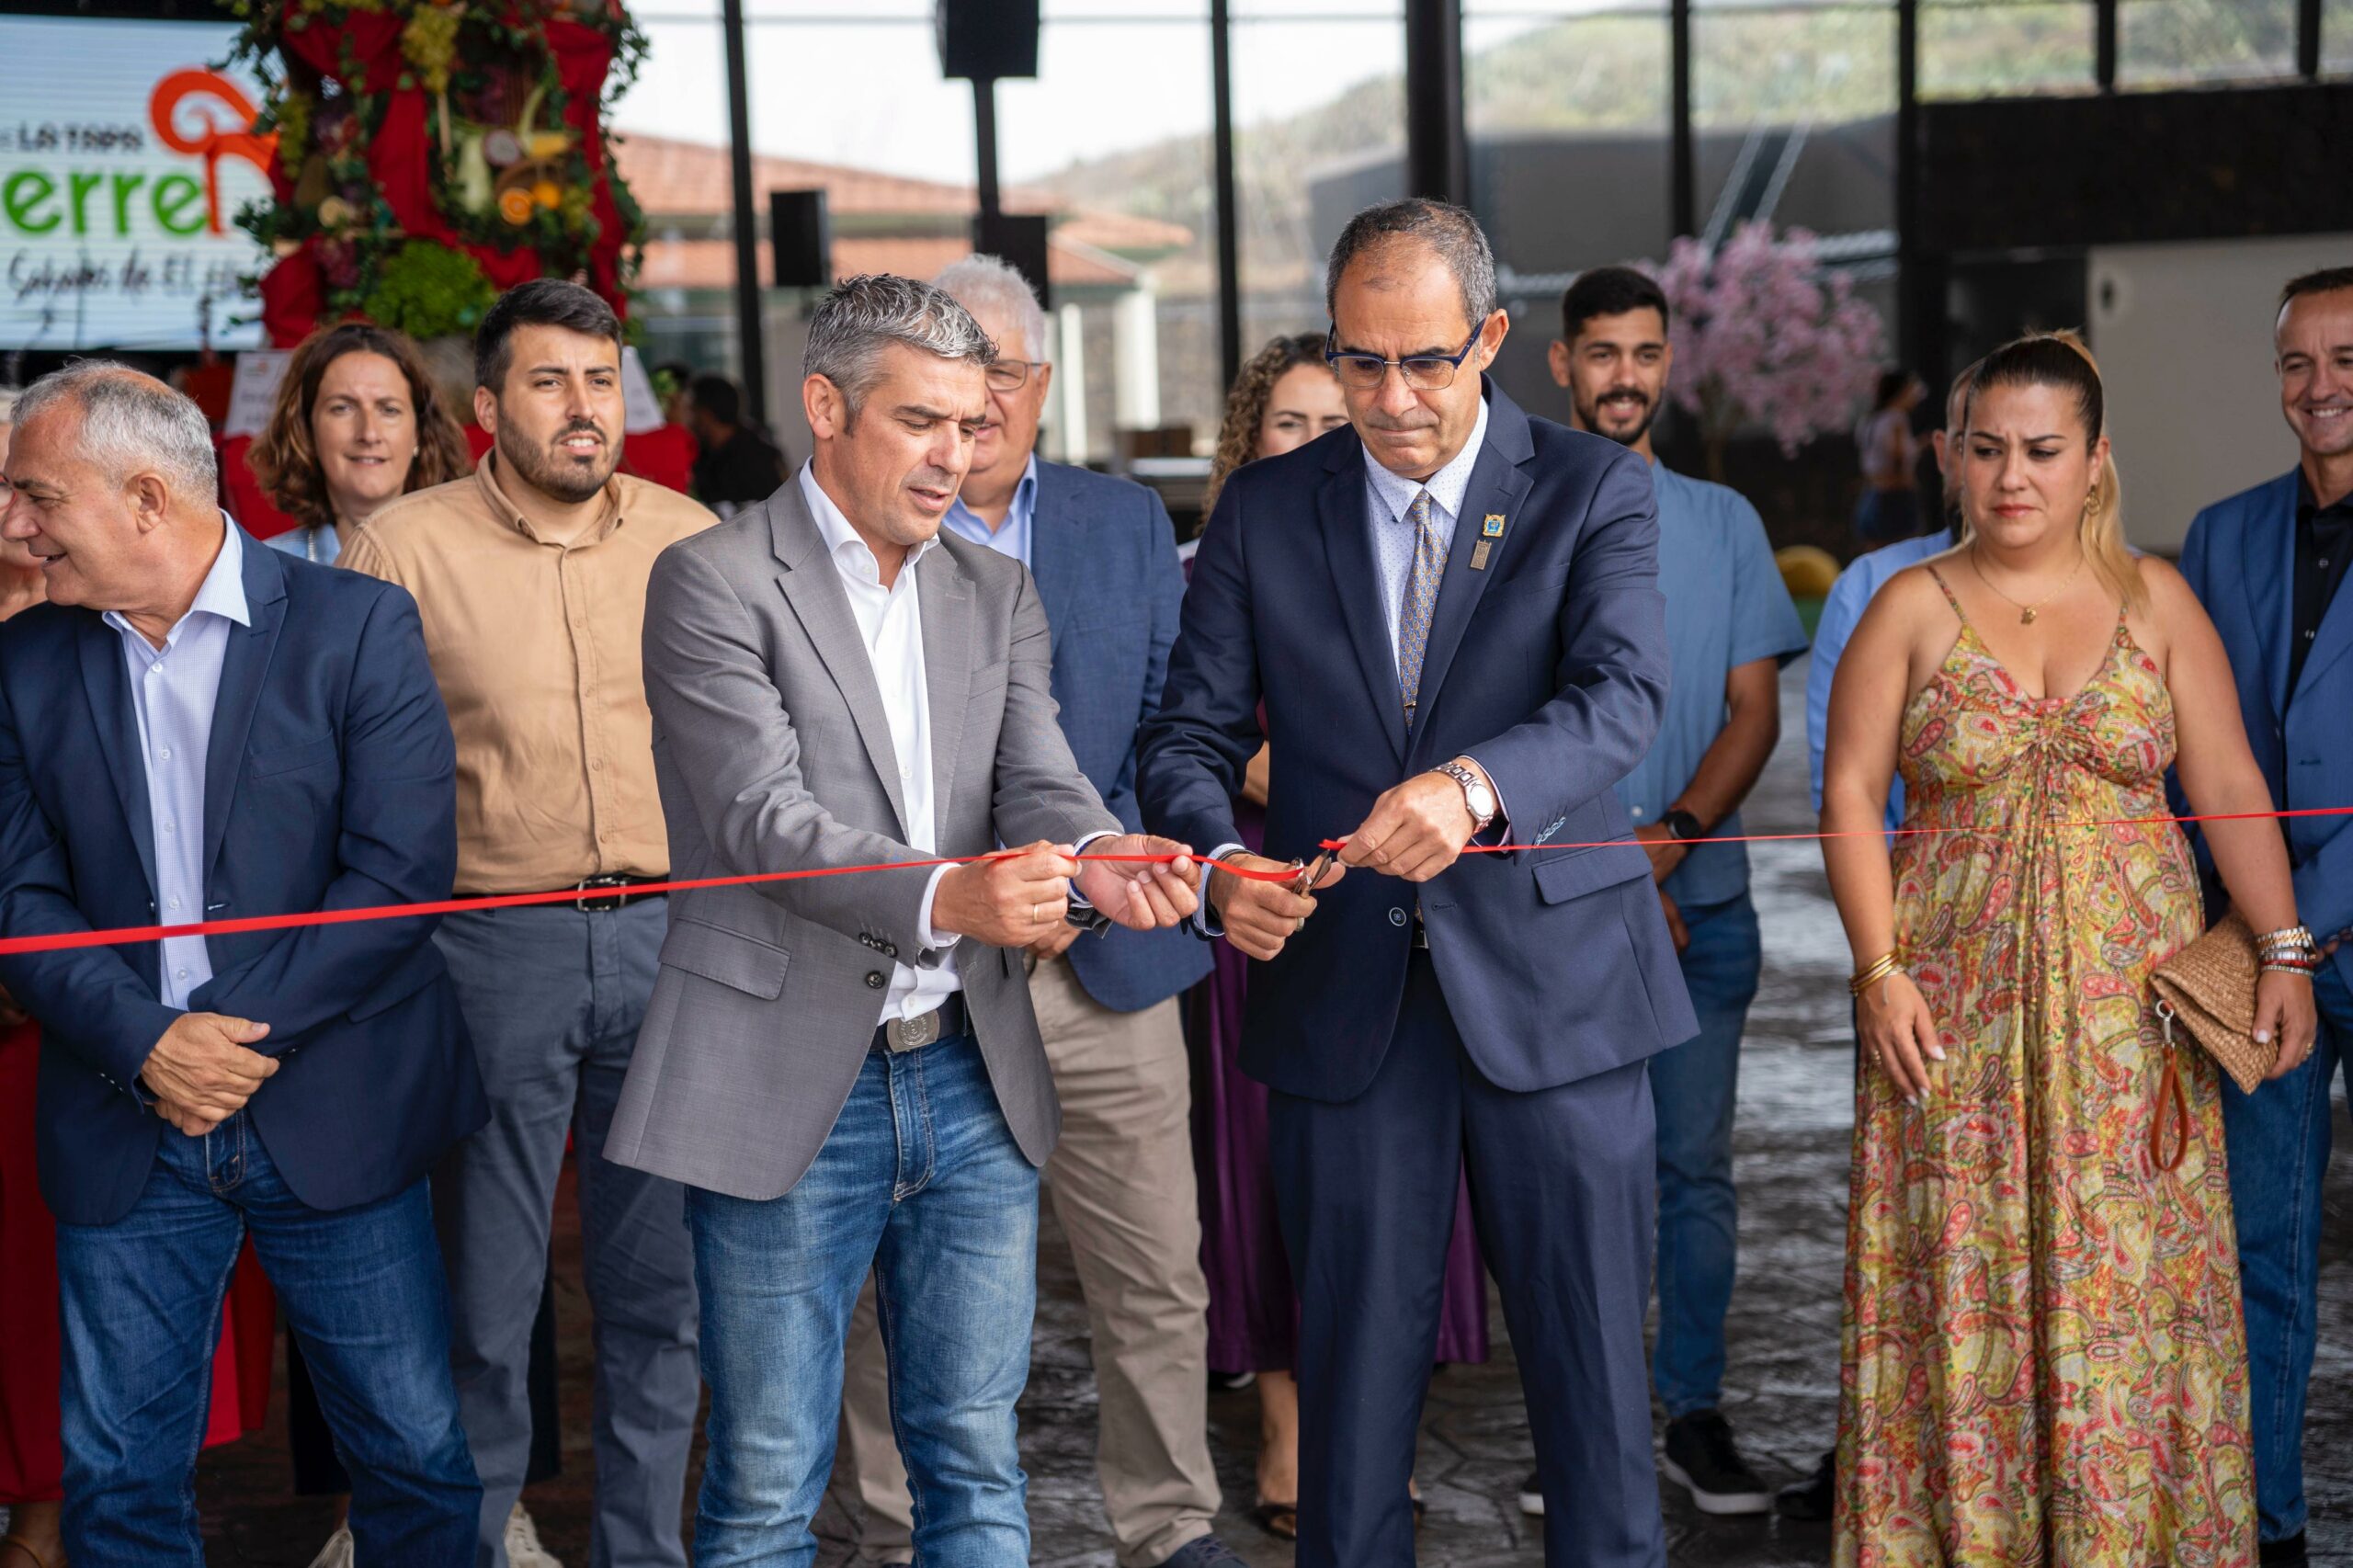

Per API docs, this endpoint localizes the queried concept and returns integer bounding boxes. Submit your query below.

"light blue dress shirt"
[104,522,252,1010]
[1804,527,1955,827]
[1361,398,1491,679]
[1613,464,1811,911]
[267,522,343,567]
[942,454,1039,567]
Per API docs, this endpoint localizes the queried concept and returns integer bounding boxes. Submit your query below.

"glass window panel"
[1468,9,1671,322]
[2331,0,2353,70]
[1692,5,1895,247]
[1233,11,1407,358]
[1002,17,1220,461]
[1919,0,2097,98]
[2118,0,2298,83]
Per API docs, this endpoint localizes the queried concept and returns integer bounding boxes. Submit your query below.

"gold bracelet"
[1848,951,1904,997]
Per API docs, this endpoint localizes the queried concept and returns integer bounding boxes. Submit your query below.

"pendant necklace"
[1970,546,2083,625]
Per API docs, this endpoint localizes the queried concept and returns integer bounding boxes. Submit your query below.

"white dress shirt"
[105,521,252,1010]
[1361,396,1490,678]
[798,466,963,1028]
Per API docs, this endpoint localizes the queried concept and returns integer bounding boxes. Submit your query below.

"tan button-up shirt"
[341,457,718,894]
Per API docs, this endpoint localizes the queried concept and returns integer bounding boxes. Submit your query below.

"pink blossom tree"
[1649,222,1888,483]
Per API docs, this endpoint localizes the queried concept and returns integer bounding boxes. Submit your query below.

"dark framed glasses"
[1324,327,1483,392]
[983,359,1051,392]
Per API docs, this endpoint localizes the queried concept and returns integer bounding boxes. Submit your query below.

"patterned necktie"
[1395,488,1448,734]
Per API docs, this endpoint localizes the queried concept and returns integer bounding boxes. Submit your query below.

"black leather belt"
[478,873,669,913]
[875,993,968,1054]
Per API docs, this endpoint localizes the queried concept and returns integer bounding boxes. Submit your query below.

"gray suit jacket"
[606,480,1120,1200]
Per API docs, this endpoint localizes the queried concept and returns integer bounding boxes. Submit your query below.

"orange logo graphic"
[148,69,277,237]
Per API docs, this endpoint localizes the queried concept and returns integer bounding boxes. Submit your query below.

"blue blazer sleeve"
[1137,479,1261,858]
[0,651,182,1093]
[1465,447,1670,839]
[188,586,460,1046]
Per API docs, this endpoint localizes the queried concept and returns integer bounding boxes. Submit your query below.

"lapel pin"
[1482,513,1506,538]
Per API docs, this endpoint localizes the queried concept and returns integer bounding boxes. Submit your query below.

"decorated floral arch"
[226,0,649,345]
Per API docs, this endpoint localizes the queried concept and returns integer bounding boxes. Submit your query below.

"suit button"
[1389,908,1407,926]
[883,944,899,960]
[865,971,885,990]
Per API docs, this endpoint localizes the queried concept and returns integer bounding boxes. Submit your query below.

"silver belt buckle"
[887,1007,939,1052]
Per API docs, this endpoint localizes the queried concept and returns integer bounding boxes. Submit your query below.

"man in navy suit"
[2178,266,2353,1568]
[835,255,1233,1568]
[1139,200,1697,1568]
[0,365,486,1562]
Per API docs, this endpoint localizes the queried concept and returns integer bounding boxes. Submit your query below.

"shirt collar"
[474,451,623,545]
[2299,470,2353,523]
[942,453,1039,551]
[1363,394,1491,525]
[106,517,251,649]
[798,461,939,583]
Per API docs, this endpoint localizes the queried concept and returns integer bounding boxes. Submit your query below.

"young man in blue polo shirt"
[1537,265,1810,1518]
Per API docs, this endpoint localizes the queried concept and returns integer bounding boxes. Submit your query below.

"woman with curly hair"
[248,322,471,566]
[1188,333,1490,1540]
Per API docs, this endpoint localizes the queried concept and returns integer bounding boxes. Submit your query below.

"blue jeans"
[1645,893,1762,1418]
[688,1033,1039,1568]
[54,1110,478,1564]
[2222,960,2353,1544]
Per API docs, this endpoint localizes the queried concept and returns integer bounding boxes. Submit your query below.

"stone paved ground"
[180,662,2353,1563]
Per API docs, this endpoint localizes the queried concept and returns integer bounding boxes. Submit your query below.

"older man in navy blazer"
[835,256,1230,1568]
[0,365,485,1563]
[2178,266,2353,1568]
[1139,201,1697,1568]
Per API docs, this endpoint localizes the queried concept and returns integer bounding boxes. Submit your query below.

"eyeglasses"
[1324,327,1483,392]
[983,359,1050,392]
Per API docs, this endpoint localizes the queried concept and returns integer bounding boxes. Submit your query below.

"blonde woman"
[1821,332,2315,1564]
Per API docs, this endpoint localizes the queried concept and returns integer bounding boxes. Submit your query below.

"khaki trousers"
[837,953,1220,1568]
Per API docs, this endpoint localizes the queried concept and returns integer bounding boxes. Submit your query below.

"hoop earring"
[2084,489,2105,523]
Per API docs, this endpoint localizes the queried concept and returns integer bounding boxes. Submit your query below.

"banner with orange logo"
[0,18,271,352]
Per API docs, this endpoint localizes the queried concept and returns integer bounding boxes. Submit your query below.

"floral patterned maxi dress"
[1834,570,2256,1567]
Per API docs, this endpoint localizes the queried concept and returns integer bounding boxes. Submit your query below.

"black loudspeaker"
[973,212,1051,311]
[770,188,831,290]
[936,0,1039,81]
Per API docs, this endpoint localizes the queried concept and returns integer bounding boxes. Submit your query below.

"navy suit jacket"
[0,529,487,1226]
[1137,382,1698,1102]
[1029,460,1213,1012]
[2179,470,2353,986]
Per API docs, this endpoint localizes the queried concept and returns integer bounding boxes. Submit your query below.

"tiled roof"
[634,233,1144,291]
[611,131,1192,254]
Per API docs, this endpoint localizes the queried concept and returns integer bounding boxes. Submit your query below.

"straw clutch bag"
[2147,912,2273,1169]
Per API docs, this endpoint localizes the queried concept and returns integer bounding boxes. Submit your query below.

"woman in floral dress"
[1819,333,2318,1565]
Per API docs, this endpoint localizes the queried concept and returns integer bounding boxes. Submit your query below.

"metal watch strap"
[1437,761,1495,834]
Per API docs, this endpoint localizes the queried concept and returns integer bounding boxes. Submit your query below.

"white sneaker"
[304,1525,356,1568]
[505,1503,563,1568]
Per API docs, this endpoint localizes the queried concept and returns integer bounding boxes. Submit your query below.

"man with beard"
[342,279,717,1568]
[1542,265,1807,1520]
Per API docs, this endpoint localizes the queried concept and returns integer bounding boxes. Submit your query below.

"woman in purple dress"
[1188,334,1492,1540]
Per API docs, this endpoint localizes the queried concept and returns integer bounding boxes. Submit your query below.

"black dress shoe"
[1774,1449,1836,1522]
[2260,1532,2309,1566]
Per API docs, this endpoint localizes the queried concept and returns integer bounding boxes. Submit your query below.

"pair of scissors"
[1289,848,1336,898]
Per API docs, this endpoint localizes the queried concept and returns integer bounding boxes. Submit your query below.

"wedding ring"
[1031,902,1042,925]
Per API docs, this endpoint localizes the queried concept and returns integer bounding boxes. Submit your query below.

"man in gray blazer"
[606,273,1201,1568]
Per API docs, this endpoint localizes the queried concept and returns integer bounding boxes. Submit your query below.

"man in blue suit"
[2179,266,2353,1568]
[835,256,1232,1568]
[1139,200,1697,1568]
[0,365,487,1562]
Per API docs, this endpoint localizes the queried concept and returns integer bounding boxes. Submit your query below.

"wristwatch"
[1437,760,1497,835]
[1662,807,1706,844]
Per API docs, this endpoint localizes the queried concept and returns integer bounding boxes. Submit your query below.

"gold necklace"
[1970,545,2084,625]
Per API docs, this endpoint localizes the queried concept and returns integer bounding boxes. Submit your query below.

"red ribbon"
[2,804,2345,959]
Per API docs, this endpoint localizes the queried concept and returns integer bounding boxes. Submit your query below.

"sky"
[608,3,1580,183]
